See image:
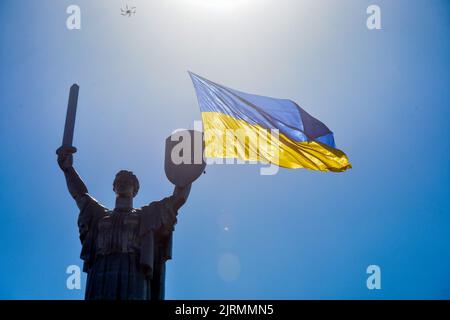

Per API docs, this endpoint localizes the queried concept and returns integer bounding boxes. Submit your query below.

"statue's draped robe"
[77,195,179,300]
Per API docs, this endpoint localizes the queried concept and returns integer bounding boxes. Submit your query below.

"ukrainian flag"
[189,72,352,172]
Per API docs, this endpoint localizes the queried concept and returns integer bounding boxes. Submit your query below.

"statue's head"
[113,170,140,198]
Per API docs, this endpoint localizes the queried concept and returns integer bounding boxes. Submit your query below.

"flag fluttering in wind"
[189,72,352,172]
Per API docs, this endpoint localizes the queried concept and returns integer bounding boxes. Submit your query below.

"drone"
[121,5,136,17]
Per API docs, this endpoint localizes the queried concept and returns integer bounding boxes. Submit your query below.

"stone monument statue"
[57,84,205,300]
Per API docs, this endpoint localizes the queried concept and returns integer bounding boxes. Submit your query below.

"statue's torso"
[96,209,143,257]
[78,197,176,300]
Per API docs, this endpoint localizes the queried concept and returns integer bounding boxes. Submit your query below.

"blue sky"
[0,0,449,299]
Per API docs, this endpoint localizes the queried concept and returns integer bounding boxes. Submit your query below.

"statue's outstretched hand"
[56,146,76,171]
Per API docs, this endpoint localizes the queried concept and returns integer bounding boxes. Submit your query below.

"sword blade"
[62,84,79,147]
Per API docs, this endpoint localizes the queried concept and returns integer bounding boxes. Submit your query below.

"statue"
[57,149,191,300]
[57,85,205,300]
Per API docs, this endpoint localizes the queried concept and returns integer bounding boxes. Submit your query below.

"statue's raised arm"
[172,184,192,211]
[57,145,108,277]
[56,146,91,210]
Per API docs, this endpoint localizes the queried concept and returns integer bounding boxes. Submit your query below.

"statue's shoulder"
[139,201,157,214]
[140,197,174,213]
[131,208,144,215]
[84,194,109,210]
[78,194,109,221]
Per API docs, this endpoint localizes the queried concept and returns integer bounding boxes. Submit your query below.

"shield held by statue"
[165,129,206,187]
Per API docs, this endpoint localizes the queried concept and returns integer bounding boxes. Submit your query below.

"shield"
[164,129,206,187]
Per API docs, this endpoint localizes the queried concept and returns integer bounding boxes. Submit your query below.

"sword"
[57,84,79,154]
